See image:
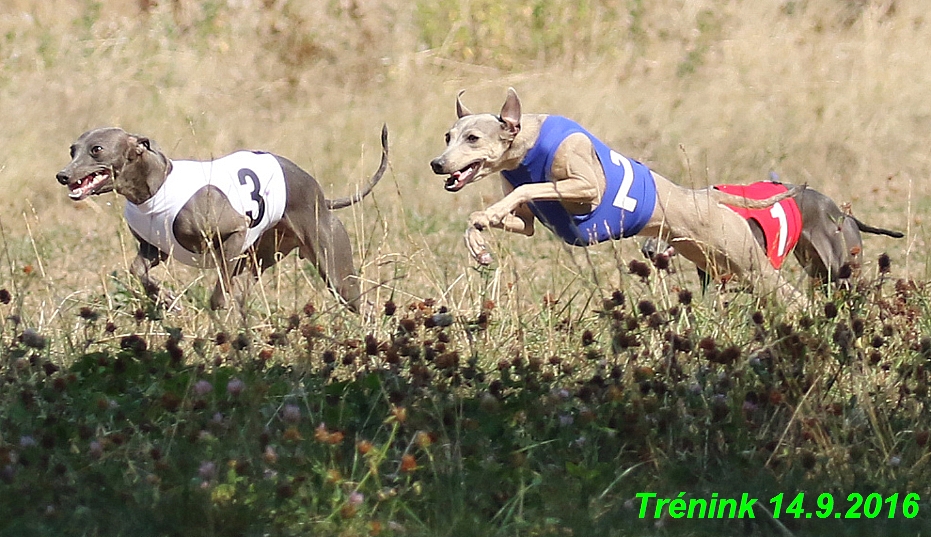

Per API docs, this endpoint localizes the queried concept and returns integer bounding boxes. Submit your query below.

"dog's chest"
[123,151,287,267]
[503,116,657,245]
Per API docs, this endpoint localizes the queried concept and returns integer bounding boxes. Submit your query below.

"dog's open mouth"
[444,161,482,192]
[69,170,111,200]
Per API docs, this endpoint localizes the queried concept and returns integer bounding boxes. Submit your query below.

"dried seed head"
[21,329,47,350]
[800,449,817,470]
[232,333,250,351]
[837,263,853,279]
[120,334,147,353]
[42,362,61,377]
[851,317,865,337]
[878,253,891,274]
[637,300,656,317]
[399,318,417,334]
[677,289,693,306]
[611,290,625,307]
[628,260,652,280]
[698,337,717,352]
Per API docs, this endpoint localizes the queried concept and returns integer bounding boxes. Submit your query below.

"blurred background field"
[0,0,926,322]
[1,2,931,536]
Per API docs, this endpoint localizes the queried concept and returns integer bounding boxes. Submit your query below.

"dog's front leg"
[466,180,596,263]
[207,232,249,311]
[129,240,174,304]
[489,180,598,221]
[209,258,252,311]
[466,204,536,265]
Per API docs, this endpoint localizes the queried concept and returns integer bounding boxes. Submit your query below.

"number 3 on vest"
[609,150,637,212]
[237,168,267,228]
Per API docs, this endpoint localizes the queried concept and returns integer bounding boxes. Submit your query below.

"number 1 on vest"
[769,202,789,257]
[609,150,638,212]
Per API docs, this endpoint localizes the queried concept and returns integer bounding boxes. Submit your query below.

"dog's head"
[430,87,523,192]
[57,127,169,203]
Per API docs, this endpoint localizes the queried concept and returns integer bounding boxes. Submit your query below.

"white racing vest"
[123,151,287,268]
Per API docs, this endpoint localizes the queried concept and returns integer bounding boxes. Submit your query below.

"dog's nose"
[430,158,445,175]
[56,171,70,185]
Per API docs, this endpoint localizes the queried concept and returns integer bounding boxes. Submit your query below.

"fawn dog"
[430,88,806,307]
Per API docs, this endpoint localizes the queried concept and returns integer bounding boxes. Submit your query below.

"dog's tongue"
[68,172,106,200]
[69,184,90,200]
[446,164,477,192]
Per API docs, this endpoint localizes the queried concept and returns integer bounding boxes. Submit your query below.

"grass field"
[1,1,930,535]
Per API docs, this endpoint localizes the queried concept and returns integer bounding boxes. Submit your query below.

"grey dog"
[641,181,904,287]
[57,126,388,312]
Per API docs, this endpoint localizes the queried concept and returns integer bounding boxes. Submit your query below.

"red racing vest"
[714,182,802,269]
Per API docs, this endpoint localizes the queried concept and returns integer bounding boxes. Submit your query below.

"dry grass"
[0,0,926,334]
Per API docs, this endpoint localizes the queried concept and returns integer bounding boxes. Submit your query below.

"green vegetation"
[1,271,930,535]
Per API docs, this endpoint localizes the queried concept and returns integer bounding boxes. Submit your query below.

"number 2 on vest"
[609,150,637,212]
[237,168,267,229]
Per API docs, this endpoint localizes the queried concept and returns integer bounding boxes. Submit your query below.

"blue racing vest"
[502,116,657,246]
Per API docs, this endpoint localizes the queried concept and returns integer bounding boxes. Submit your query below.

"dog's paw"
[467,211,491,231]
[484,206,511,227]
[162,292,184,313]
[464,227,494,265]
[475,250,494,265]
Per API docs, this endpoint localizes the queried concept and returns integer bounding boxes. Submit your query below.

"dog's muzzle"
[57,167,113,200]
[431,156,483,192]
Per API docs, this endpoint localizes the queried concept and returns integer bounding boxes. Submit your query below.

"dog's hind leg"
[276,157,364,311]
[285,211,361,312]
[650,182,808,310]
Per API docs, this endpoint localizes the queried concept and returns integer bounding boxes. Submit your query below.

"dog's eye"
[90,145,103,157]
[444,132,451,144]
[466,134,480,143]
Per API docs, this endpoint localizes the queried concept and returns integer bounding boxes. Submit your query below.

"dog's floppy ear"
[135,137,152,154]
[499,87,521,136]
[456,90,472,118]
[124,134,152,160]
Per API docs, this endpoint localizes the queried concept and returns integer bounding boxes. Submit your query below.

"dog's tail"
[852,217,905,238]
[326,124,389,210]
[712,183,806,210]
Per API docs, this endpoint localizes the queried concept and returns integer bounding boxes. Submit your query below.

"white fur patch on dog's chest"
[123,151,287,267]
